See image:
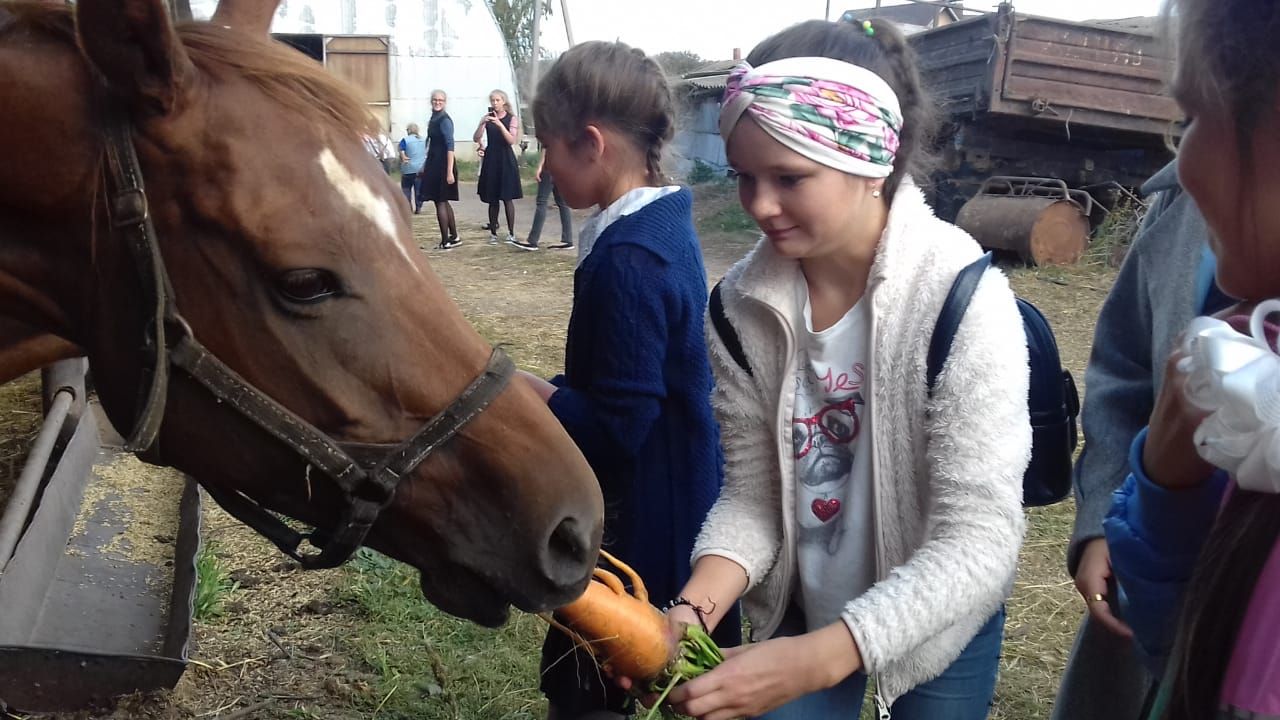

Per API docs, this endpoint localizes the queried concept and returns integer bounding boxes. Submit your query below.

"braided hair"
[531,41,674,186]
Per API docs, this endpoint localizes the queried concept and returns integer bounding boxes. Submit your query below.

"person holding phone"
[473,89,524,245]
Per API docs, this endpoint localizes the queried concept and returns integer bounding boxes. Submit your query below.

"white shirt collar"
[576,185,681,268]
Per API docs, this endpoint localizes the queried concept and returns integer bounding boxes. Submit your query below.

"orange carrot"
[551,561,677,680]
[544,550,725,719]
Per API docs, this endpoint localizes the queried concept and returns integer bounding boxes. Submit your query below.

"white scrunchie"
[1178,299,1280,494]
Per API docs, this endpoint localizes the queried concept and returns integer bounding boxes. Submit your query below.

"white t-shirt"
[793,290,877,629]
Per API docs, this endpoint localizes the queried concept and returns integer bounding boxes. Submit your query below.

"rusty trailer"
[912,4,1179,237]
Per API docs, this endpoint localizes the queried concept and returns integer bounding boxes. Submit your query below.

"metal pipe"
[0,390,75,575]
[530,0,544,99]
[560,0,574,46]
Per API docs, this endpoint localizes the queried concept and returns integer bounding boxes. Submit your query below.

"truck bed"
[913,7,1180,139]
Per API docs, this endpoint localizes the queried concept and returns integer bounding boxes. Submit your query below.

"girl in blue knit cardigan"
[518,40,739,720]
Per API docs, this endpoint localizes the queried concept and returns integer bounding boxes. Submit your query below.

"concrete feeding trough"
[0,359,201,713]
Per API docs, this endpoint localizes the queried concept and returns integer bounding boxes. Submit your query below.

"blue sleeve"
[441,117,455,151]
[398,138,407,152]
[547,246,670,469]
[1104,427,1230,673]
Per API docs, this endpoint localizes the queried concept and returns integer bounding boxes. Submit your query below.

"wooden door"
[324,36,391,132]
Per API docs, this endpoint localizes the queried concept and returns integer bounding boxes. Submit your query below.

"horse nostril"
[541,516,593,587]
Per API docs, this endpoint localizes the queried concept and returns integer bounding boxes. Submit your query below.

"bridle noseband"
[101,108,514,569]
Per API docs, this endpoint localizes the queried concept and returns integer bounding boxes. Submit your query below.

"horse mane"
[0,2,378,137]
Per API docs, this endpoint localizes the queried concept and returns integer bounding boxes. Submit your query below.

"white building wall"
[190,0,521,158]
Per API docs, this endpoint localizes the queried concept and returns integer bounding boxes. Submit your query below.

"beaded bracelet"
[664,596,714,632]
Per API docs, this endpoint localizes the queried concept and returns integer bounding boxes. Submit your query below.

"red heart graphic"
[811,498,841,523]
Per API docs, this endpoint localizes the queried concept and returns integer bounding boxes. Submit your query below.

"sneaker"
[488,233,499,245]
[546,242,575,250]
[439,235,462,250]
[508,238,539,251]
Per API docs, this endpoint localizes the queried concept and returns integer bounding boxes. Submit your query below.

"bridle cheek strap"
[102,103,514,569]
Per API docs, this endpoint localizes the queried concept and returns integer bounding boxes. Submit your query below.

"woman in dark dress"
[421,89,460,249]
[472,88,523,245]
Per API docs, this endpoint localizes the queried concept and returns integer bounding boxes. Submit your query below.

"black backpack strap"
[926,253,993,395]
[709,281,753,377]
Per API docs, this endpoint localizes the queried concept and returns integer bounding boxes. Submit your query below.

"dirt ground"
[1,187,1121,720]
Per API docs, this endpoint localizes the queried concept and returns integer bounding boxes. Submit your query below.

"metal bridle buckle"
[111,188,149,229]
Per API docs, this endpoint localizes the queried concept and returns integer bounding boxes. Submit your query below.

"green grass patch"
[331,550,551,720]
[687,159,721,185]
[454,159,480,183]
[708,203,756,234]
[193,541,236,620]
[689,181,757,238]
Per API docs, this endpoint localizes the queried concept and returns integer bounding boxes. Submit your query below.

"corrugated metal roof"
[686,58,740,77]
[679,58,737,97]
[686,75,728,92]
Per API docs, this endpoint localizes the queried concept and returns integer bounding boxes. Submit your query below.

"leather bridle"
[100,107,514,569]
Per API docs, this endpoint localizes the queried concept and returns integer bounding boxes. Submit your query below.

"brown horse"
[0,0,602,627]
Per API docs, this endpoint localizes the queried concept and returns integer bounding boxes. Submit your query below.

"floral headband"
[719,56,903,179]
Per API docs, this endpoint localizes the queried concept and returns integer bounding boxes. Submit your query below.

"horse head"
[0,0,602,626]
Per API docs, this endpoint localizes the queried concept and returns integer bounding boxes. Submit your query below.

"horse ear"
[212,0,281,35]
[76,0,193,116]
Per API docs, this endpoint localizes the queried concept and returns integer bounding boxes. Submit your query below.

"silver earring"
[871,188,882,198]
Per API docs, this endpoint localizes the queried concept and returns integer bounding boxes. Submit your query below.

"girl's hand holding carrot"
[614,611,697,701]
[544,551,727,719]
[663,623,863,720]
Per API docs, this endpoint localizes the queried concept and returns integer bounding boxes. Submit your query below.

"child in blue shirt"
[517,40,739,719]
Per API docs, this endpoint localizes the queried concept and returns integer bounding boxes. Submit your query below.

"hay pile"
[0,372,43,512]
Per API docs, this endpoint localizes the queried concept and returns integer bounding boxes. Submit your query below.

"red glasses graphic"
[792,394,863,459]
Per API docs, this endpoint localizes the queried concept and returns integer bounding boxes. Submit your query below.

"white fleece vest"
[693,183,1031,704]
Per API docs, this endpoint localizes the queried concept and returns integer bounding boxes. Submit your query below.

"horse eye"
[275,269,341,304]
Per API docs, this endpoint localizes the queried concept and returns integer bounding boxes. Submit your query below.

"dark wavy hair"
[745,18,937,203]
[1161,1,1280,718]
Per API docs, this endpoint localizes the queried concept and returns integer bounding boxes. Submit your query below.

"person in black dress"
[472,89,523,245]
[421,90,460,249]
